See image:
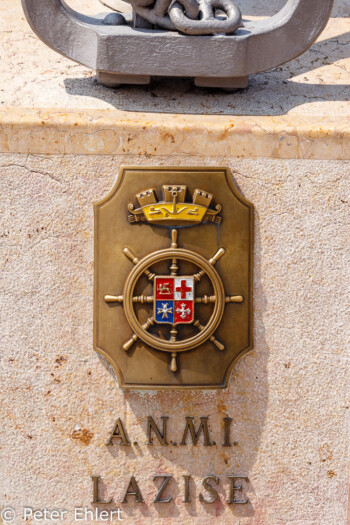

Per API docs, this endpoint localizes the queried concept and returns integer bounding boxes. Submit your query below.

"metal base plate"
[97,71,249,90]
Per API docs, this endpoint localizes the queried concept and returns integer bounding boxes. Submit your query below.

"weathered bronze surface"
[94,166,253,389]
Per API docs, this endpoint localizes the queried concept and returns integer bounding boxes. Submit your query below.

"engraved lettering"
[153,475,173,503]
[106,418,131,446]
[227,475,249,504]
[199,476,219,503]
[147,416,169,446]
[122,476,144,503]
[180,417,211,446]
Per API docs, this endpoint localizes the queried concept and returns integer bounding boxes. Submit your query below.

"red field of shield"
[174,300,194,324]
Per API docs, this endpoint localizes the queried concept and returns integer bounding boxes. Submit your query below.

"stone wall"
[0,153,348,524]
[0,0,349,523]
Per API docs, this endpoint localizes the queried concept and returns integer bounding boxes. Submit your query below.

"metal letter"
[122,476,144,503]
[180,417,211,446]
[199,476,219,503]
[227,476,249,504]
[183,475,191,503]
[222,417,232,447]
[91,476,112,505]
[106,418,131,446]
[146,416,169,446]
[153,475,173,503]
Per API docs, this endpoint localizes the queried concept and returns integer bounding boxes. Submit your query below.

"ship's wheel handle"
[104,230,244,372]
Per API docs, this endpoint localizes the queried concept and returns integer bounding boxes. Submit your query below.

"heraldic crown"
[128,185,222,226]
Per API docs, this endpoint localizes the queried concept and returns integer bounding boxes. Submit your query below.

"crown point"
[136,188,157,207]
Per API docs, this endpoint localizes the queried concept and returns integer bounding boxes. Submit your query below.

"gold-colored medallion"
[94,167,253,389]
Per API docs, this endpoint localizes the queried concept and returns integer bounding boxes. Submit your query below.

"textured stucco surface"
[0,0,349,522]
[0,153,349,524]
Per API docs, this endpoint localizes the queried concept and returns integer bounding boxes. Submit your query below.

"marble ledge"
[0,108,348,160]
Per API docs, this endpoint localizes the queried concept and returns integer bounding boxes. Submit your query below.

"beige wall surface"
[0,0,349,524]
[0,153,348,524]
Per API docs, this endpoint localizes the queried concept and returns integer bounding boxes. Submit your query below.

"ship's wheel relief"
[105,227,244,373]
[94,167,253,389]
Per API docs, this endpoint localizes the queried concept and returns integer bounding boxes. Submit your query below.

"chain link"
[130,0,241,35]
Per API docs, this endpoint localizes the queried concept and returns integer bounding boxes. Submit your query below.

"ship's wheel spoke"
[193,319,224,351]
[133,295,154,303]
[226,295,244,303]
[170,325,178,342]
[170,353,178,373]
[104,295,124,303]
[169,323,178,373]
[195,295,216,304]
[194,295,244,304]
[193,248,225,282]
[123,247,156,281]
[123,316,155,352]
[170,229,179,276]
[104,294,155,304]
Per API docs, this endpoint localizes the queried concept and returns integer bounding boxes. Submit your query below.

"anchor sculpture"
[21,0,333,89]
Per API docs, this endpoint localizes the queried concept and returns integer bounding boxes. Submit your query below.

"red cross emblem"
[176,279,193,299]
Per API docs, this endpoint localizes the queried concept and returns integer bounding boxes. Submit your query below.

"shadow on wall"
[97,174,269,520]
[63,21,349,117]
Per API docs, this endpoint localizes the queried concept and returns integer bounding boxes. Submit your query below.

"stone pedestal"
[0,1,349,524]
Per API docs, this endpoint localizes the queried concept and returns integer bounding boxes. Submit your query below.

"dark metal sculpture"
[131,0,242,35]
[21,0,334,89]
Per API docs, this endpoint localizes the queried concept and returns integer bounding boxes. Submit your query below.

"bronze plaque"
[94,166,253,389]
